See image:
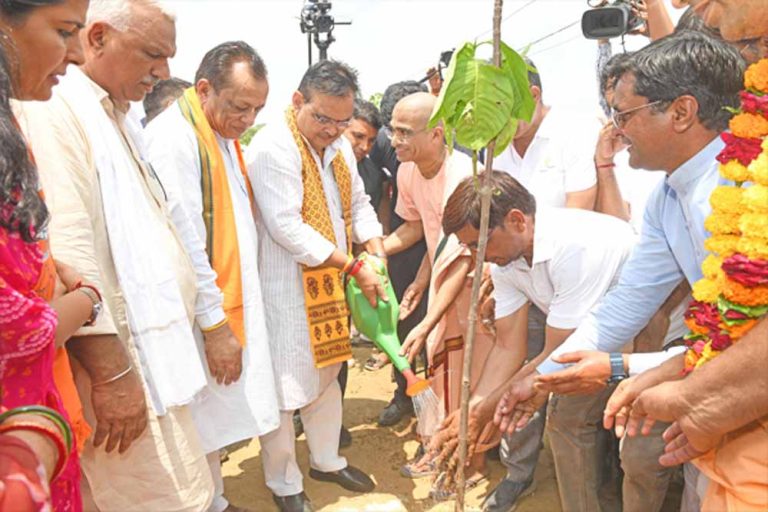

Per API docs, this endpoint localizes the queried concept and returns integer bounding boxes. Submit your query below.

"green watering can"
[346,254,429,397]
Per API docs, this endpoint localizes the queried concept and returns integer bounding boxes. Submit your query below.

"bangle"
[0,421,69,480]
[372,252,387,259]
[595,162,616,170]
[0,405,73,453]
[201,318,228,333]
[341,255,355,274]
[92,365,133,387]
[74,282,102,302]
[349,259,365,277]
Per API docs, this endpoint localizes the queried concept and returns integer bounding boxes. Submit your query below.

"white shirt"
[144,104,280,450]
[613,150,667,235]
[246,117,382,410]
[494,208,636,331]
[494,107,597,208]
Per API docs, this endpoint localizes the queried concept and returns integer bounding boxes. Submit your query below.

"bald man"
[381,93,497,484]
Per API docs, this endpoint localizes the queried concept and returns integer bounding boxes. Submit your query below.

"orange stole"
[177,87,251,345]
[33,240,92,453]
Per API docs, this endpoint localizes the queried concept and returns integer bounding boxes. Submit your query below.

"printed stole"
[285,106,353,368]
[177,87,249,345]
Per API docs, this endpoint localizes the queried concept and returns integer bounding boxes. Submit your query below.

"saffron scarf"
[177,87,250,345]
[285,106,353,368]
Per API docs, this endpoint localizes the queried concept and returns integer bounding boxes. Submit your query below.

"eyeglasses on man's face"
[611,99,665,130]
[311,111,352,129]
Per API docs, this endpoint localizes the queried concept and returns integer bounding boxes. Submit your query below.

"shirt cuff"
[537,356,568,376]
[628,347,686,376]
[196,307,227,331]
[296,235,337,267]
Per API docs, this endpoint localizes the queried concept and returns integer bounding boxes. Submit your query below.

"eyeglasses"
[389,126,427,141]
[312,111,352,129]
[737,37,762,62]
[611,100,665,129]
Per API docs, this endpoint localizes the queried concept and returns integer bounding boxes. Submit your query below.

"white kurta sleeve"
[144,114,226,330]
[246,135,337,267]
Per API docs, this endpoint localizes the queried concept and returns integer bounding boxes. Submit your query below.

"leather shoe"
[309,465,375,493]
[377,398,414,426]
[272,492,313,512]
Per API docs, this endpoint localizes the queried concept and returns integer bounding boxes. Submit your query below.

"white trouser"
[207,451,229,512]
[260,380,347,497]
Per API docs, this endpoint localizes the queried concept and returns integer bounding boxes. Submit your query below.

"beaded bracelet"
[0,421,69,480]
[0,405,73,453]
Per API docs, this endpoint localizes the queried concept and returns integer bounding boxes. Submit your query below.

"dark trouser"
[548,388,676,512]
[389,240,428,404]
[338,360,348,399]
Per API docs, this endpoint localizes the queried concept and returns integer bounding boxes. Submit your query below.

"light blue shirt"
[538,136,728,375]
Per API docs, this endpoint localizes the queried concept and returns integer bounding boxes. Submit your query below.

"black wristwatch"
[607,352,627,384]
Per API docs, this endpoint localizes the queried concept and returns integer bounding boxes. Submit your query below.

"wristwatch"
[75,284,103,327]
[607,352,627,384]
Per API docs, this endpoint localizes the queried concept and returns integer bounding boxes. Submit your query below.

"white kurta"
[144,105,280,452]
[245,118,382,411]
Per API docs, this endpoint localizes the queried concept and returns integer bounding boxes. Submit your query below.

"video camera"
[581,0,644,40]
[300,0,335,35]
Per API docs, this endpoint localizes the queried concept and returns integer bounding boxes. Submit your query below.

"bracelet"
[74,282,102,302]
[0,421,69,480]
[341,255,355,274]
[595,162,616,170]
[201,318,228,333]
[0,405,73,453]
[92,365,133,387]
[348,259,365,277]
[371,252,388,259]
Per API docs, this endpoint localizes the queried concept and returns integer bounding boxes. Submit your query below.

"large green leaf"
[500,42,535,123]
[493,118,518,158]
[429,42,477,130]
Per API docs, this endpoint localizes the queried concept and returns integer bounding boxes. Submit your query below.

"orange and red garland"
[684,58,768,373]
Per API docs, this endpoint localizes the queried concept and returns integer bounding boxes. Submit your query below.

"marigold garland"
[684,58,768,374]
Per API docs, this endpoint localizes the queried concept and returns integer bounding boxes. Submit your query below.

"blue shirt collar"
[666,135,724,194]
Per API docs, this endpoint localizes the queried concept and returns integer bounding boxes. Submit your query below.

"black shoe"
[339,425,352,449]
[377,398,414,426]
[309,465,375,493]
[482,479,535,512]
[272,492,313,512]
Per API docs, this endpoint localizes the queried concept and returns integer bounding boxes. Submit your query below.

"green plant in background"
[239,123,265,147]
[368,92,383,109]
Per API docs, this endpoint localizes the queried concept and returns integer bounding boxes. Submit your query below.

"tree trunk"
[455,1,503,510]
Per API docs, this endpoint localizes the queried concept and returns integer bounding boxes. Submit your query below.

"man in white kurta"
[246,60,383,511]
[15,3,215,510]
[144,42,280,512]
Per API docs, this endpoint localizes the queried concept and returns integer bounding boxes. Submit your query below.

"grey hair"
[86,0,175,31]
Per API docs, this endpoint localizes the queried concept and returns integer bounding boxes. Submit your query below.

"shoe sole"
[308,469,375,493]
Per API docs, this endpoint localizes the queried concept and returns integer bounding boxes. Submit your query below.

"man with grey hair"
[17,0,216,510]
[246,60,382,512]
[145,40,281,512]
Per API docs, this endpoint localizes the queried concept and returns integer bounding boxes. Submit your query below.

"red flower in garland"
[716,132,764,166]
[722,253,768,287]
[709,329,733,351]
[684,300,720,333]
[740,91,768,115]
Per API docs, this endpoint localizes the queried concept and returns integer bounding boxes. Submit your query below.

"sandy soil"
[222,346,563,511]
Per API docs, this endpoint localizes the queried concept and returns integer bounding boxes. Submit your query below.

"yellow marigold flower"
[740,213,768,239]
[722,279,768,307]
[692,277,721,303]
[709,186,745,215]
[738,236,768,260]
[720,160,751,182]
[730,112,768,139]
[701,254,724,281]
[695,343,719,369]
[704,212,741,235]
[745,59,768,92]
[743,184,768,213]
[705,234,741,257]
[748,152,768,186]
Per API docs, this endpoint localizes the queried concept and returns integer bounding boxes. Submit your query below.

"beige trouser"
[260,380,347,497]
[547,387,676,512]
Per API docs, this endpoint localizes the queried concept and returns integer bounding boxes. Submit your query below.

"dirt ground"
[223,346,681,511]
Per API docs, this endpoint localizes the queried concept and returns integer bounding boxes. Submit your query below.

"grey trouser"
[547,385,676,512]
